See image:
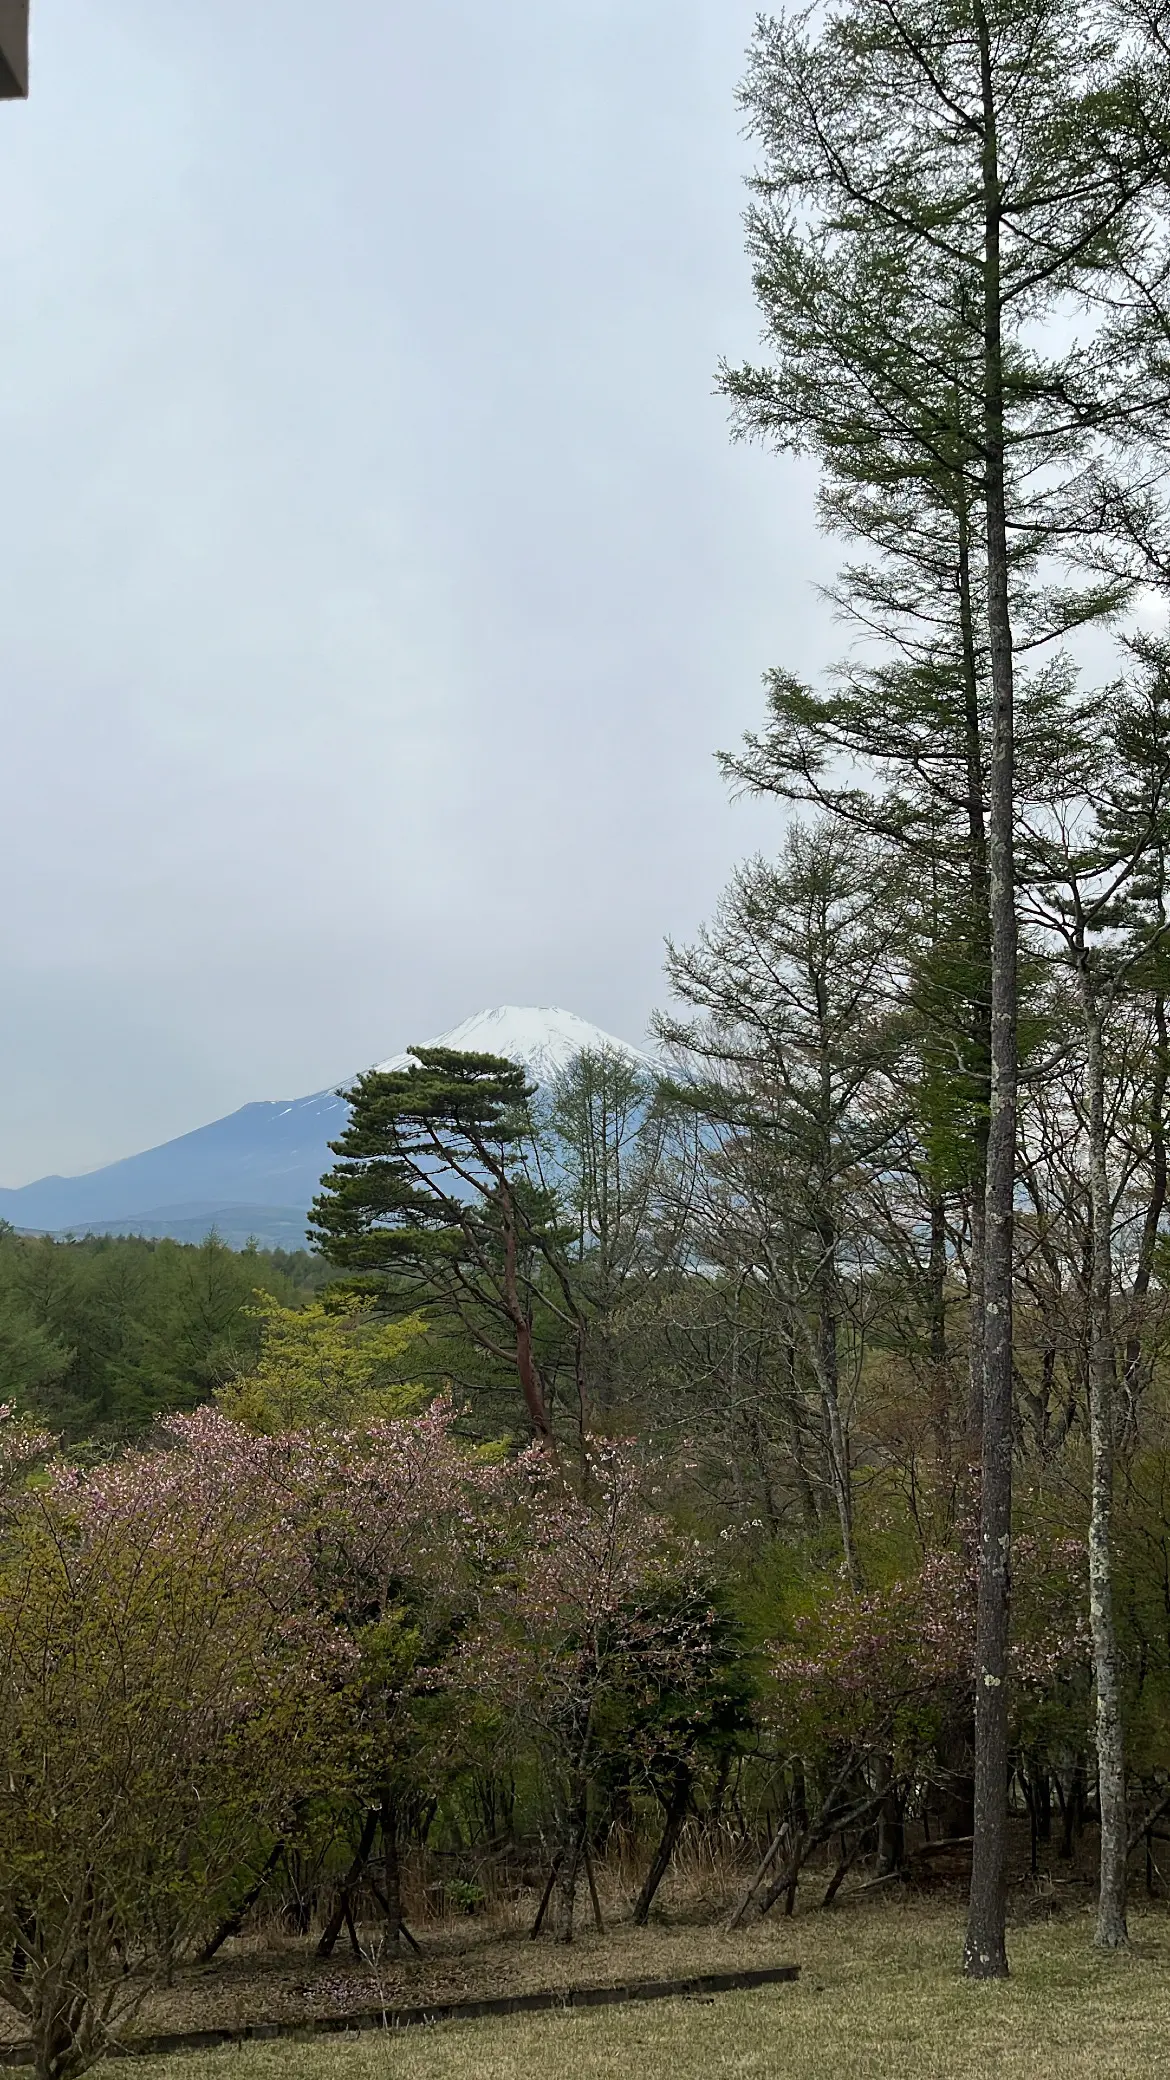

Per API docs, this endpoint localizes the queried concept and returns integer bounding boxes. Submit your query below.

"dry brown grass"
[0,1829,779,2045]
[115,1897,1170,2080]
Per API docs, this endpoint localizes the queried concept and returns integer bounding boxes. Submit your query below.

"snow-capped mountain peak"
[373,1005,652,1083]
[0,1007,654,1247]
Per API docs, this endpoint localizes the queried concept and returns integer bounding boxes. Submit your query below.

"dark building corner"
[0,0,28,100]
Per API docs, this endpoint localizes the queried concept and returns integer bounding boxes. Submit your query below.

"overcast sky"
[0,0,833,1185]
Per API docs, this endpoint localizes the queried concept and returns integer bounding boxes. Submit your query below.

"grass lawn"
[120,1899,1170,2080]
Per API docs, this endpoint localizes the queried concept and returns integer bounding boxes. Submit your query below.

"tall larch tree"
[724,0,1170,1974]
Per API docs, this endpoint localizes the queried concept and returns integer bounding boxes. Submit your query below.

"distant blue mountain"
[0,1090,346,1247]
[0,1007,649,1250]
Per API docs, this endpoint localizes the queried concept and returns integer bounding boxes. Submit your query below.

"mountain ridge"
[0,1007,650,1248]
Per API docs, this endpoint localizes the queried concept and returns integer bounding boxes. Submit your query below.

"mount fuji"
[0,1008,652,1250]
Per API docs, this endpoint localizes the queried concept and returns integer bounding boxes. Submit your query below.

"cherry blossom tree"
[0,1443,344,2080]
[151,1397,491,1957]
[0,1403,52,1508]
[731,1539,1088,1924]
[464,1444,732,1940]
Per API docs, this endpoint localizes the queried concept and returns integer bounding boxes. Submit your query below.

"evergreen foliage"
[0,1228,329,1440]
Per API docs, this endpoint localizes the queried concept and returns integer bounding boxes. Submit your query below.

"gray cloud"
[0,0,829,1182]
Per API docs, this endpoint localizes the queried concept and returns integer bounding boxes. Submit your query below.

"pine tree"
[310,1046,562,1449]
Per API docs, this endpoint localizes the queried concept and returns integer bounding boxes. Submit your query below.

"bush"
[0,1457,343,2080]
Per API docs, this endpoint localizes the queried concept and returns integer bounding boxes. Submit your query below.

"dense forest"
[0,1229,330,1439]
[11,0,1170,2071]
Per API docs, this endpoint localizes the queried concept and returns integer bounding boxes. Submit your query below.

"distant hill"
[0,1007,650,1250]
[48,1205,318,1251]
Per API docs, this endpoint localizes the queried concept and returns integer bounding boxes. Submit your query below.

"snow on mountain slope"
[377,1005,652,1082]
[0,1008,651,1244]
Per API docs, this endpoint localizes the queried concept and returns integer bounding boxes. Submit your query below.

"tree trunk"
[379,1796,404,1950]
[966,1183,988,1471]
[1057,1757,1087,1859]
[938,1721,976,1843]
[1081,977,1129,1948]
[811,975,861,1592]
[965,0,1016,1982]
[551,1794,588,1944]
[808,1242,861,1590]
[928,1190,952,1485]
[875,1756,905,1878]
[1036,1769,1051,1843]
[500,1182,556,1451]
[529,1852,563,1939]
[726,1818,791,1930]
[1124,990,1167,1425]
[821,1832,863,1907]
[780,1308,822,1533]
[633,1763,691,1926]
[201,1839,285,1962]
[316,1810,378,1959]
[958,467,992,1481]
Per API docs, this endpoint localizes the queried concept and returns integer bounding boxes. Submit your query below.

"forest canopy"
[0,1228,330,1440]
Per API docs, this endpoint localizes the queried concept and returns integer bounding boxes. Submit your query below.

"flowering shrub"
[462,1443,737,1937]
[722,1538,1090,1926]
[0,1400,498,2071]
[0,1459,345,2080]
[770,1540,1087,1771]
[0,1403,52,1506]
[771,1554,974,1771]
[0,1375,1096,2018]
[152,1398,494,1957]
